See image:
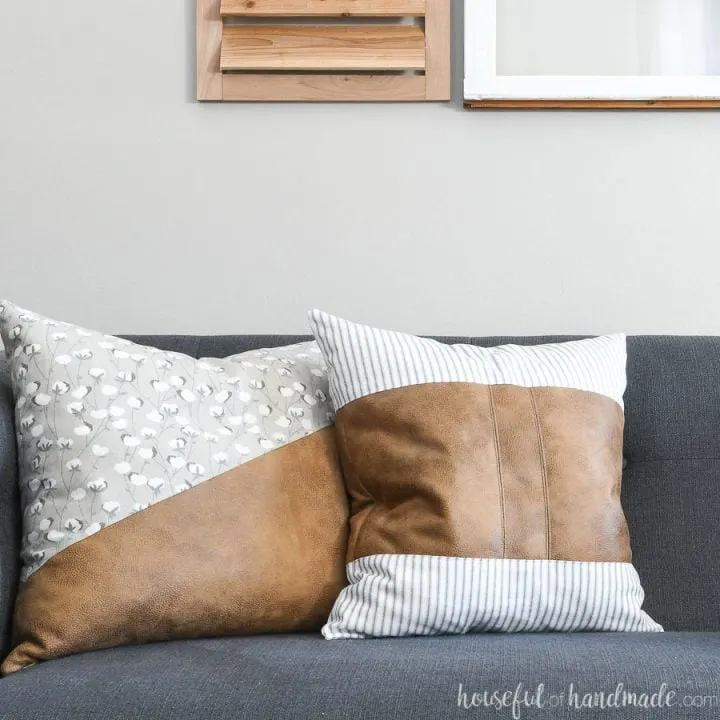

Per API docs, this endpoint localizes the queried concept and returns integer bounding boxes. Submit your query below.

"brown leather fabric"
[2,428,348,675]
[336,383,630,566]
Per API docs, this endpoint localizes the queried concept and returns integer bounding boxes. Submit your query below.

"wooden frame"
[197,0,451,102]
[464,0,720,109]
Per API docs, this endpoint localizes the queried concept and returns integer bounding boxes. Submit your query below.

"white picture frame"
[464,0,720,108]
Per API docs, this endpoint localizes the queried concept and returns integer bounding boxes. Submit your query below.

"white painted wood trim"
[464,0,720,101]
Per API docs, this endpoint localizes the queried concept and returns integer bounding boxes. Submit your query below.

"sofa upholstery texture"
[1,334,720,719]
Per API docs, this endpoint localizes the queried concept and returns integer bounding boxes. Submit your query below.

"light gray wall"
[498,0,642,76]
[1,0,719,337]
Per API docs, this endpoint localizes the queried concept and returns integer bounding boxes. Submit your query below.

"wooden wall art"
[197,0,451,102]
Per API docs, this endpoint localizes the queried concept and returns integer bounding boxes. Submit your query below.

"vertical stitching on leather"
[338,415,375,561]
[487,386,506,559]
[529,388,551,560]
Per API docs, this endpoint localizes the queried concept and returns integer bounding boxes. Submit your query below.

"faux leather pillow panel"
[2,430,348,674]
[338,382,629,564]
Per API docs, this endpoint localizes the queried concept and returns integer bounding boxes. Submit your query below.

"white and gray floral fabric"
[0,301,333,581]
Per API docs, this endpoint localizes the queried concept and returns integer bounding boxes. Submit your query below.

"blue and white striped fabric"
[323,556,662,638]
[309,310,626,410]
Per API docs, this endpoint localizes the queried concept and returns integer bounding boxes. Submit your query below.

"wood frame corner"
[197,0,223,101]
[424,0,451,101]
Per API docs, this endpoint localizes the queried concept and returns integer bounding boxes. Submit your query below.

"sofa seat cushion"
[1,633,719,719]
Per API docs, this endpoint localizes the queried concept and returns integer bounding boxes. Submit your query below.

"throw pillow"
[0,300,349,674]
[309,310,662,638]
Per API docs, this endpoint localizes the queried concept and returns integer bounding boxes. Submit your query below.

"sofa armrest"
[0,362,19,662]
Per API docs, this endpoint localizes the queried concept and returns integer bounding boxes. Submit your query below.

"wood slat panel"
[465,99,720,109]
[221,25,425,71]
[221,0,426,16]
[222,73,426,100]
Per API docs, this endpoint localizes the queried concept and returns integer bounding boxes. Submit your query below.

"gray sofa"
[1,333,720,720]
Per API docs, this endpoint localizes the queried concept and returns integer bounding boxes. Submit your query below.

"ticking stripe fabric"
[323,556,662,638]
[309,309,627,409]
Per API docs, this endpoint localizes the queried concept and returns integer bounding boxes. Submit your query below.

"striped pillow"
[309,311,662,638]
